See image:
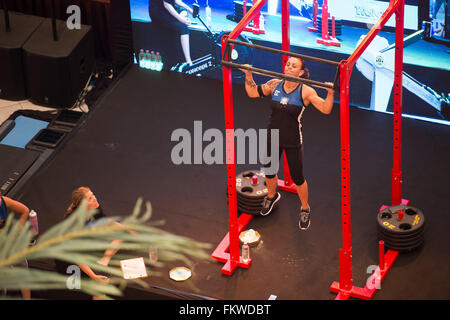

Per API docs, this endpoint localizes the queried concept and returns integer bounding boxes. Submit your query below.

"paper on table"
[120,257,148,280]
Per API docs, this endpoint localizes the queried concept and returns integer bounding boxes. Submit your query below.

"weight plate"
[377,205,425,236]
[237,194,265,205]
[238,201,262,210]
[237,201,262,211]
[237,192,266,201]
[237,190,266,200]
[378,227,425,242]
[380,238,424,252]
[378,230,424,244]
[378,221,425,236]
[236,170,268,200]
[238,205,261,215]
[378,225,425,239]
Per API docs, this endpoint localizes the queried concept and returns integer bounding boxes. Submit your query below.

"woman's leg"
[285,146,309,210]
[265,175,278,198]
[180,34,192,65]
[296,180,309,210]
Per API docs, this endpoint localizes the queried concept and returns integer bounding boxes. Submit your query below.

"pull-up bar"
[224,38,340,67]
[221,60,335,90]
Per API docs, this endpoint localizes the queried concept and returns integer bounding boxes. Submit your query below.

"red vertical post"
[308,0,319,32]
[222,35,240,274]
[338,61,353,293]
[322,0,329,40]
[392,1,404,209]
[379,241,385,271]
[280,0,294,187]
[332,16,336,39]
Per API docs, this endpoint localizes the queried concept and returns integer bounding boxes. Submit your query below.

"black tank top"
[268,80,306,147]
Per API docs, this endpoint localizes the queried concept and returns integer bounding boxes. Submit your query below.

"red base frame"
[211,213,253,275]
[330,198,409,300]
[317,38,341,47]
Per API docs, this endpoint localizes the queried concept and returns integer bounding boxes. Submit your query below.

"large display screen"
[130,0,449,124]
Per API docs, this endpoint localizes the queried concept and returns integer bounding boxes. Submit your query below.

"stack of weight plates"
[236,170,268,215]
[377,205,425,252]
[226,1,254,23]
[317,15,342,37]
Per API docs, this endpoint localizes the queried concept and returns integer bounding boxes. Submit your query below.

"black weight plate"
[377,205,425,235]
[237,194,265,205]
[236,170,268,200]
[237,201,263,211]
[379,230,425,245]
[381,234,424,246]
[238,206,261,215]
[378,222,425,236]
[237,192,267,201]
[378,230,424,244]
[378,228,425,243]
[381,238,424,252]
[378,223,425,238]
[237,202,262,210]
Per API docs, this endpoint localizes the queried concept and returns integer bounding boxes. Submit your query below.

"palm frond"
[0,198,212,299]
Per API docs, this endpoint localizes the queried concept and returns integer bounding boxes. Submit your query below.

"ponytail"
[301,67,310,79]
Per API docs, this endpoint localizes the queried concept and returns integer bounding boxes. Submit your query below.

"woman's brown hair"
[296,57,310,79]
[64,187,90,218]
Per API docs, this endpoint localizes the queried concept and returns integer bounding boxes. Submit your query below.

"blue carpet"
[0,116,49,149]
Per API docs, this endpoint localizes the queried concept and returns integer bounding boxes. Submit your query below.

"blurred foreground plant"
[0,198,212,299]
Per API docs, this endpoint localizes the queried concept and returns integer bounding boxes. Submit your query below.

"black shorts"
[263,144,305,186]
[149,11,189,35]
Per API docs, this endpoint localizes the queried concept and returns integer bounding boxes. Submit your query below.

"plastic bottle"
[242,241,250,262]
[29,210,39,236]
[150,51,157,70]
[145,50,151,69]
[259,13,265,31]
[155,52,163,71]
[138,49,145,68]
[205,0,212,29]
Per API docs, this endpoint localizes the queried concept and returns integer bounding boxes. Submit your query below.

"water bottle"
[155,52,163,71]
[205,0,212,29]
[138,49,145,68]
[242,241,250,262]
[133,52,138,65]
[29,210,39,236]
[150,51,157,70]
[145,50,151,69]
[259,13,265,31]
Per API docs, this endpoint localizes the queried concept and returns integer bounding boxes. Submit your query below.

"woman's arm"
[3,196,29,226]
[79,264,109,283]
[242,68,259,98]
[303,83,335,114]
[164,1,191,25]
[174,0,193,15]
[242,64,280,98]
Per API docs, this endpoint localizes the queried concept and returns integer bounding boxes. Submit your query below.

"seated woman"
[55,187,123,299]
[0,193,31,299]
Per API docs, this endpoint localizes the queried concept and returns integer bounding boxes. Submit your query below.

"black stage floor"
[16,65,450,300]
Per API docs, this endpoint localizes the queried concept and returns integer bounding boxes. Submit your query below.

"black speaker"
[23,18,94,108]
[0,11,43,100]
